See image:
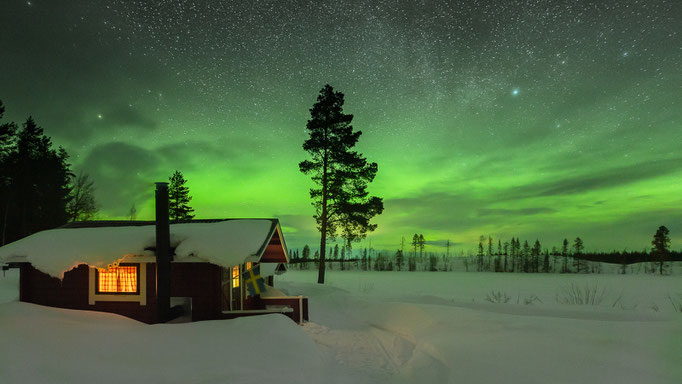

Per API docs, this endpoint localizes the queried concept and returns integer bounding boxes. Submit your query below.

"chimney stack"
[155,182,171,323]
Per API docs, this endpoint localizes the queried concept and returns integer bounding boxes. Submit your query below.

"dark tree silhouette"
[522,240,531,273]
[66,171,98,222]
[651,225,671,275]
[0,101,18,244]
[412,234,419,257]
[168,170,195,221]
[532,239,542,273]
[299,85,383,284]
[1,115,71,244]
[562,238,570,273]
[127,203,137,221]
[301,244,310,270]
[573,237,586,273]
[395,249,404,271]
[477,235,485,271]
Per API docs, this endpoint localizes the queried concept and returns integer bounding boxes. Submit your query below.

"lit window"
[97,264,139,293]
[232,266,240,288]
[246,262,252,270]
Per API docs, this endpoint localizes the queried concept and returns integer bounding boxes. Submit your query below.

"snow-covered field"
[1,268,681,383]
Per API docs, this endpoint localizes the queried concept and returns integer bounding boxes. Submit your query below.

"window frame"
[94,263,141,295]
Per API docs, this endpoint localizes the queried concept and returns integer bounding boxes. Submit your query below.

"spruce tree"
[168,170,195,221]
[487,236,493,271]
[477,236,485,272]
[522,240,531,273]
[395,249,403,271]
[532,240,542,273]
[299,85,383,284]
[412,234,419,257]
[651,226,671,275]
[543,249,550,273]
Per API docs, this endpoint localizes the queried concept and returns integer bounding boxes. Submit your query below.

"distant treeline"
[289,229,679,275]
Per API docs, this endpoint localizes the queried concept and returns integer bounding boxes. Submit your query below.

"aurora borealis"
[1,0,680,252]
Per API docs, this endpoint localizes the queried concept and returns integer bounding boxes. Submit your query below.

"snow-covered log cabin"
[0,183,308,324]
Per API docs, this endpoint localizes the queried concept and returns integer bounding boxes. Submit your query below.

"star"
[511,88,520,96]
[97,114,103,119]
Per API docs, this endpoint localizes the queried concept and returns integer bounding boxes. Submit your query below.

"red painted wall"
[19,263,157,323]
[18,262,306,324]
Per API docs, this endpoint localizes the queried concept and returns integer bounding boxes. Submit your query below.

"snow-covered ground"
[1,268,681,383]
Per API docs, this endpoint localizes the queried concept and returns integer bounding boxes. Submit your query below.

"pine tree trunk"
[317,155,328,284]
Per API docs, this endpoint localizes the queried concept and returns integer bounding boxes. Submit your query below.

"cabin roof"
[0,219,289,278]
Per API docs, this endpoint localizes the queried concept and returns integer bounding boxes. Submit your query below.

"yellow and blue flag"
[242,265,266,296]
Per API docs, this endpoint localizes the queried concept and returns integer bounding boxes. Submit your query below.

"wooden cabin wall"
[19,263,158,324]
[18,262,298,324]
[169,263,223,321]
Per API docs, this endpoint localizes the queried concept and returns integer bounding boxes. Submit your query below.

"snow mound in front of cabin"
[0,220,274,278]
[0,301,322,384]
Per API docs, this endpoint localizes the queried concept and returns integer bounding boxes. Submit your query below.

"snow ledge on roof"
[0,220,275,278]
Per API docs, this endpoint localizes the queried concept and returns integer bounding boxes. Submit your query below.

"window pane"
[117,266,138,293]
[232,266,240,288]
[98,265,138,293]
[98,269,118,292]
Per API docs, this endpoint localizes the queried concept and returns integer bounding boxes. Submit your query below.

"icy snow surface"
[0,220,273,278]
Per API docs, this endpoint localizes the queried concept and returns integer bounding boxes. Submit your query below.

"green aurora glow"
[1,0,680,252]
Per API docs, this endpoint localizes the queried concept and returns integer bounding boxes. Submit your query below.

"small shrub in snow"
[523,295,542,305]
[555,283,606,306]
[485,291,511,304]
[667,293,682,313]
[358,280,374,294]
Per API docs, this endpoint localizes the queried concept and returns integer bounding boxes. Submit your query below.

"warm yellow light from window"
[246,262,252,270]
[232,266,240,288]
[98,265,138,293]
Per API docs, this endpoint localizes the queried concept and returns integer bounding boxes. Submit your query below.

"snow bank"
[0,301,322,384]
[0,220,274,278]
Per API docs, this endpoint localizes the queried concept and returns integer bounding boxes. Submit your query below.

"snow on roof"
[0,220,277,278]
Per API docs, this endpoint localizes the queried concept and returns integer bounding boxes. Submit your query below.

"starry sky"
[1,0,680,253]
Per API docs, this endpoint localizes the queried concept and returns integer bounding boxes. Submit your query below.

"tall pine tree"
[168,170,195,221]
[299,85,383,284]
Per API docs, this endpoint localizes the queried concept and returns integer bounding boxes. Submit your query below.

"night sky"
[1,0,680,253]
